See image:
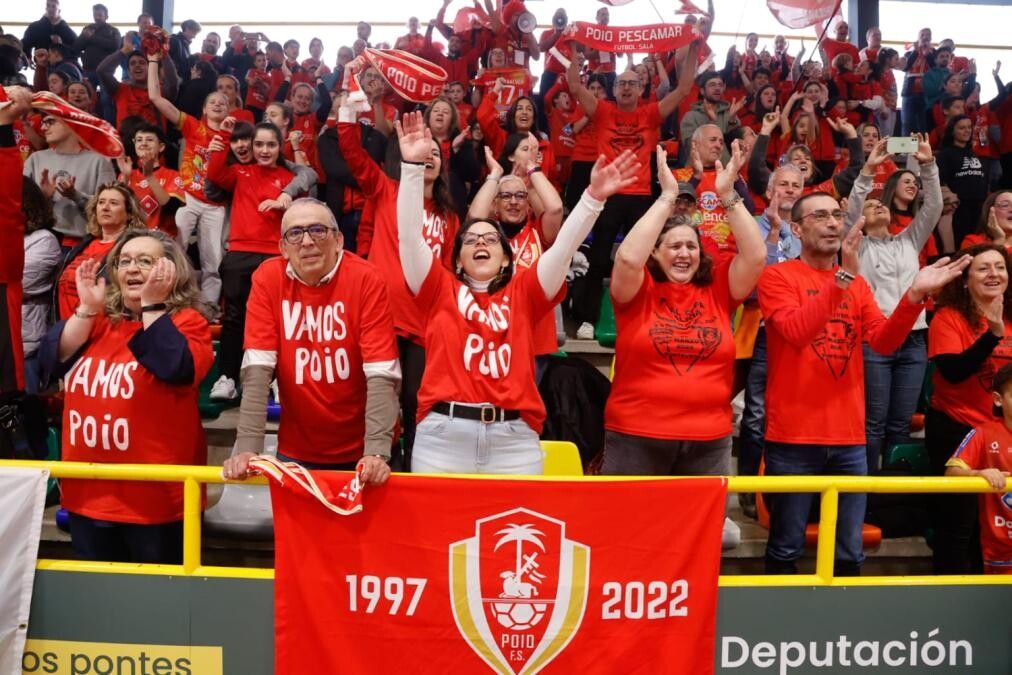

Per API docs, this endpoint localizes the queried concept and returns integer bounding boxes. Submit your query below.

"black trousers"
[396,336,426,472]
[219,251,273,382]
[68,512,183,564]
[564,160,594,213]
[925,407,982,574]
[571,194,653,326]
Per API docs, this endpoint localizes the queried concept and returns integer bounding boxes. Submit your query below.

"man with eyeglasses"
[565,43,697,340]
[23,113,115,248]
[756,191,970,576]
[223,198,400,484]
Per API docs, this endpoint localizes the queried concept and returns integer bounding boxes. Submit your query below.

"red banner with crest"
[265,473,726,674]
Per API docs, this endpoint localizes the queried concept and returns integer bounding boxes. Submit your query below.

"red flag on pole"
[265,474,727,675]
[767,0,841,29]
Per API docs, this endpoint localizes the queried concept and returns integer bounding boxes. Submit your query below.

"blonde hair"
[84,183,147,238]
[104,230,202,322]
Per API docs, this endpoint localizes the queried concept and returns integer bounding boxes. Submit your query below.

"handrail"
[5,460,1010,587]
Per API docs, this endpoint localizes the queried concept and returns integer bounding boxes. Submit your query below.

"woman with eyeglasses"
[928,243,1012,573]
[844,135,941,472]
[601,143,764,491]
[960,190,1012,251]
[337,96,459,466]
[205,122,295,400]
[40,229,212,563]
[396,111,638,474]
[55,184,148,321]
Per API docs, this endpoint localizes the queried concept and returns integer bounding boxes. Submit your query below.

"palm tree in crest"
[495,523,545,579]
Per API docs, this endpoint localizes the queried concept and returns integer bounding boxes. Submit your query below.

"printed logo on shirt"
[139,194,159,217]
[976,336,1012,392]
[608,121,645,156]
[1002,492,1012,511]
[648,299,722,375]
[65,357,138,451]
[811,317,858,379]
[281,300,351,384]
[423,211,448,260]
[458,286,513,379]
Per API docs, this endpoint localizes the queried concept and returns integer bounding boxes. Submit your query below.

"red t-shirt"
[415,260,563,433]
[337,122,459,340]
[113,84,161,129]
[245,69,270,109]
[607,265,739,440]
[177,113,219,203]
[58,239,116,320]
[571,109,599,163]
[291,111,325,181]
[758,260,923,444]
[947,420,1012,572]
[541,30,572,75]
[129,166,184,236]
[60,310,213,524]
[836,154,896,194]
[971,103,1000,160]
[509,219,556,356]
[592,100,662,196]
[244,256,398,464]
[231,108,256,125]
[929,307,1012,428]
[206,142,294,254]
[694,169,737,255]
[472,68,534,124]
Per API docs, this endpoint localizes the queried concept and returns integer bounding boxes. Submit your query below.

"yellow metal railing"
[5,460,1011,587]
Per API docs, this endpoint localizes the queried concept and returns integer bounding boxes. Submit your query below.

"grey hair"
[283,197,338,230]
[691,123,722,144]
[767,163,804,192]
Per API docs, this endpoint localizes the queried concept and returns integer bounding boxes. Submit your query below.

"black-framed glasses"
[115,255,157,270]
[40,117,58,127]
[799,209,845,224]
[462,231,502,246]
[282,224,336,245]
[497,191,529,202]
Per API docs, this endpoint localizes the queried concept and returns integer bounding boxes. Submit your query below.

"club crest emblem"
[450,508,590,674]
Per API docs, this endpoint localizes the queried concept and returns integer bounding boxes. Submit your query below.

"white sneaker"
[209,375,238,401]
[722,516,741,550]
[576,322,595,340]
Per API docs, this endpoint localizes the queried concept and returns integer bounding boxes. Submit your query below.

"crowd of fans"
[0,0,1010,576]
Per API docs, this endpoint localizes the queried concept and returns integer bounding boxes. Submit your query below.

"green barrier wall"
[23,571,1012,674]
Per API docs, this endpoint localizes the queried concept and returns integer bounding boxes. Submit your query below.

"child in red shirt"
[946,362,1012,574]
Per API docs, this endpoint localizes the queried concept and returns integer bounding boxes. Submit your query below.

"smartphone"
[886,136,918,154]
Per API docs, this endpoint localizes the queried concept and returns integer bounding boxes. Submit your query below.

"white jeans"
[411,411,544,475]
[175,194,226,305]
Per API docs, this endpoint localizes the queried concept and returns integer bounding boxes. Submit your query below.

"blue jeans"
[764,442,867,574]
[738,326,767,476]
[863,329,927,473]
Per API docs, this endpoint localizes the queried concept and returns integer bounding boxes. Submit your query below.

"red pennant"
[30,91,124,158]
[362,48,447,103]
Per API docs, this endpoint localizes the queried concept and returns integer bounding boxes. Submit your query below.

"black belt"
[433,402,521,424]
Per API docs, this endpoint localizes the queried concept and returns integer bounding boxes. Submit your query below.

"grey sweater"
[23,150,116,239]
[22,229,61,355]
[845,160,942,331]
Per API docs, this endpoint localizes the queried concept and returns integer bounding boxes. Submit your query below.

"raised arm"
[147,54,181,126]
[528,161,563,243]
[395,112,437,295]
[97,41,129,95]
[537,152,639,300]
[467,146,504,220]
[720,141,767,300]
[658,43,698,119]
[612,147,680,304]
[566,55,599,117]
